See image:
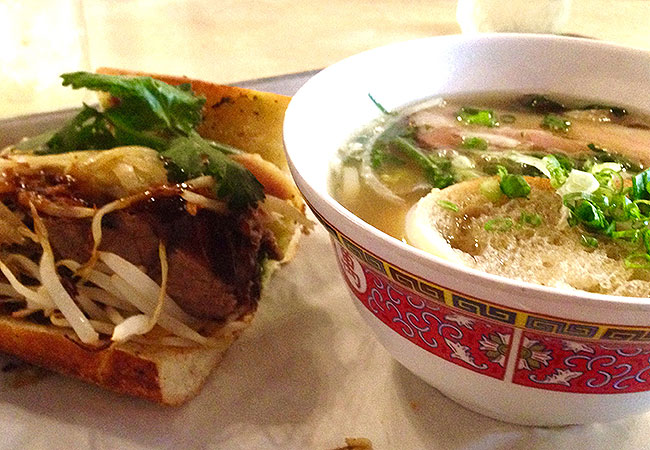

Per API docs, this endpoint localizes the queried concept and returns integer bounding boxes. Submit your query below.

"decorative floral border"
[334,238,650,393]
[336,242,513,379]
[512,331,650,393]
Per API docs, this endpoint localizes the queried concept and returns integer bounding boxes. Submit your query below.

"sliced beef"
[6,179,282,321]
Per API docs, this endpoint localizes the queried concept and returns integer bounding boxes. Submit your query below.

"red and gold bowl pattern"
[319,209,650,395]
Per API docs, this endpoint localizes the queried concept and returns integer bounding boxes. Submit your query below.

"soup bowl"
[283,34,650,426]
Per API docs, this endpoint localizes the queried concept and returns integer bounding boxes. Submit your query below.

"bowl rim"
[284,33,650,312]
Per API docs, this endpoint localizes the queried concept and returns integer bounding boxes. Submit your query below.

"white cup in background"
[457,0,572,34]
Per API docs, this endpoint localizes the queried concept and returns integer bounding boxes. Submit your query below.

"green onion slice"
[541,114,571,133]
[437,200,459,212]
[484,217,514,232]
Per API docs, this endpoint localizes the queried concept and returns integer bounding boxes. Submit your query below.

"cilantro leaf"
[162,132,264,209]
[46,104,117,153]
[460,136,488,150]
[61,72,205,135]
[37,72,264,209]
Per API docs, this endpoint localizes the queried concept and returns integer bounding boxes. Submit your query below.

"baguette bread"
[0,70,306,404]
[407,176,650,296]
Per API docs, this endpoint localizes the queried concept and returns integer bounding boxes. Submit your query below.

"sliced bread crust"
[409,176,650,296]
[0,312,252,405]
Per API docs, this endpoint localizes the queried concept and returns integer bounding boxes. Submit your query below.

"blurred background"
[83,0,649,81]
[1,0,649,117]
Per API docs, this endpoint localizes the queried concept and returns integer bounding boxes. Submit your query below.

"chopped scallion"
[484,217,514,232]
[457,107,499,128]
[460,136,488,150]
[580,235,598,248]
[437,200,459,212]
[518,211,542,227]
[572,199,608,230]
[543,155,568,189]
[496,165,531,198]
[367,93,394,115]
[632,168,650,201]
[541,114,571,133]
[480,178,503,202]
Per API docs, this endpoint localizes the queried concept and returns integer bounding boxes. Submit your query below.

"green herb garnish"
[370,140,405,169]
[480,178,503,202]
[559,164,650,267]
[45,104,120,152]
[161,132,264,210]
[368,93,394,116]
[567,197,608,230]
[631,168,650,201]
[460,136,488,150]
[484,217,514,232]
[541,114,571,133]
[496,165,531,198]
[60,72,204,137]
[390,137,454,188]
[518,210,542,227]
[580,234,598,248]
[38,71,264,209]
[543,155,568,189]
[457,107,499,128]
[437,200,459,212]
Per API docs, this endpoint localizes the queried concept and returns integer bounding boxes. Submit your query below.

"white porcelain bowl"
[283,34,650,426]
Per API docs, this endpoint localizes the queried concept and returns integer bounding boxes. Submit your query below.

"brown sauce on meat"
[0,174,281,321]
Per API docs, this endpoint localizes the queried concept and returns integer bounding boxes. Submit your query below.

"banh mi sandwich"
[0,69,311,405]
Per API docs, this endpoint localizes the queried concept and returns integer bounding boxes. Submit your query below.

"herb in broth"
[332,92,650,258]
[390,137,455,188]
[369,118,455,189]
[523,94,629,119]
[456,107,499,127]
[543,155,568,188]
[581,104,628,118]
[518,211,543,227]
[460,136,488,150]
[522,94,567,114]
[541,114,571,133]
[496,165,531,198]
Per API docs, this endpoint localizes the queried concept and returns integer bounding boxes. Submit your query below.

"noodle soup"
[331,93,650,241]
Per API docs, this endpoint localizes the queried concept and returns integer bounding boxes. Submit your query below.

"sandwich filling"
[0,73,309,347]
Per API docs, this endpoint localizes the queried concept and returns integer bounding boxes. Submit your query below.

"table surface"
[84,0,650,84]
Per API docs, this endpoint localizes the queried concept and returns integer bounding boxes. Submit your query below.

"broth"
[330,92,650,240]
